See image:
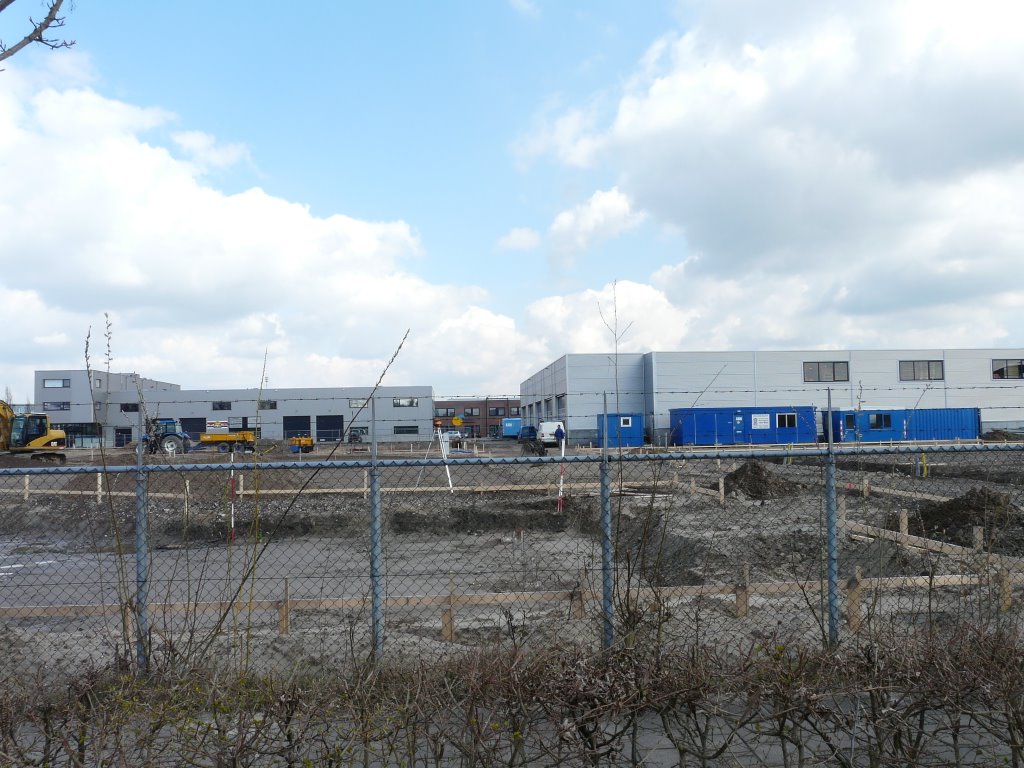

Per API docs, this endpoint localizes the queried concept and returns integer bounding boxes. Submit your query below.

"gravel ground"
[1,444,1023,678]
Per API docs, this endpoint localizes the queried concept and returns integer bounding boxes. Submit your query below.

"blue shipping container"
[670,406,818,446]
[597,413,645,447]
[823,407,981,443]
[501,417,523,438]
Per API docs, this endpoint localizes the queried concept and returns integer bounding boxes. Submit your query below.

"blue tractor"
[147,417,192,455]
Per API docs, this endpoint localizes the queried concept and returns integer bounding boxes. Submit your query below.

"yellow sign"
[452,416,464,426]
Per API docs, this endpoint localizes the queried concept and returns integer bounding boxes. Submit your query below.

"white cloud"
[497,227,541,251]
[508,0,539,18]
[524,281,695,353]
[0,80,515,393]
[518,0,1024,349]
[171,130,252,171]
[548,187,646,254]
[31,332,69,346]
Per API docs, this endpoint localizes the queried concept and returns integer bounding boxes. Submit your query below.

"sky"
[1,0,1023,402]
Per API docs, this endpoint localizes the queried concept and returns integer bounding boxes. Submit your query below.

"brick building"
[432,397,521,438]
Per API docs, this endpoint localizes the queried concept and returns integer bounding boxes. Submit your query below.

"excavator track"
[30,452,67,464]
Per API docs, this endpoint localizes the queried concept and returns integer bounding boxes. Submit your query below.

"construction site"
[0,439,1021,668]
[1,439,1023,764]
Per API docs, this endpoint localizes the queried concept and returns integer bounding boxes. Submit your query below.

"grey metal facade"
[521,349,1024,443]
[33,370,435,446]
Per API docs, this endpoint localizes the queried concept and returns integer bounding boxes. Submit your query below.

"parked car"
[517,426,538,442]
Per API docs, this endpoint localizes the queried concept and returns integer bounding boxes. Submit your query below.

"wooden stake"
[278,578,291,635]
[846,566,863,633]
[973,526,985,551]
[735,563,750,618]
[999,569,1013,612]
[570,569,585,620]
[442,576,455,642]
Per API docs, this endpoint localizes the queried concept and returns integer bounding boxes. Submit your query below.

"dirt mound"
[902,487,1023,549]
[982,429,1024,442]
[724,461,802,499]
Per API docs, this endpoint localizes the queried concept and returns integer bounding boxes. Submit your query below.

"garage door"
[282,415,311,440]
[316,415,343,443]
[180,418,206,440]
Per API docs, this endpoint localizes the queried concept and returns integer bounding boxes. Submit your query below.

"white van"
[538,420,566,447]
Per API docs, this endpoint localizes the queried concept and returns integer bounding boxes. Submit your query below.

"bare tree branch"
[0,0,75,66]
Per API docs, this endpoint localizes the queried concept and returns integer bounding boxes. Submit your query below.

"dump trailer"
[289,435,314,453]
[198,430,256,453]
[0,400,67,463]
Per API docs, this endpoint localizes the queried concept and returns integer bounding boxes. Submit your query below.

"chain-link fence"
[4,441,1024,765]
[2,440,1022,678]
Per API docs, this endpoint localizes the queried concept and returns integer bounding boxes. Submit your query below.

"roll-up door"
[282,415,311,440]
[316,415,343,443]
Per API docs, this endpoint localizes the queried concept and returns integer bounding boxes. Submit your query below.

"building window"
[258,400,277,410]
[899,360,944,381]
[776,413,797,429]
[619,416,632,428]
[43,378,70,388]
[488,407,505,417]
[434,407,455,417]
[212,401,232,411]
[43,401,71,411]
[464,407,480,417]
[349,398,368,408]
[803,361,849,382]
[393,425,419,435]
[94,379,102,388]
[393,398,419,407]
[119,403,139,413]
[992,359,1024,379]
[510,407,520,416]
[869,414,892,429]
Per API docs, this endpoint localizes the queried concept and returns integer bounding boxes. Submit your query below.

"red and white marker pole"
[557,438,566,513]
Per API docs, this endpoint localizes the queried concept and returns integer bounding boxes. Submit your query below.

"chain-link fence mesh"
[3,441,1022,678]
[4,441,1024,765]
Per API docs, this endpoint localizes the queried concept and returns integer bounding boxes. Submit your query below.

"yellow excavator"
[0,400,67,463]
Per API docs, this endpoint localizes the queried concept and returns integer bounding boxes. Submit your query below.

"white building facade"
[520,349,1024,443]
[33,370,435,448]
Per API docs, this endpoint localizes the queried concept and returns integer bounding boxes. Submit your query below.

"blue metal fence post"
[825,389,840,646]
[369,396,384,659]
[134,409,150,672]
[601,393,614,649]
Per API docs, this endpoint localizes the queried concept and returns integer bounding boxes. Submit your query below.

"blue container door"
[693,411,722,444]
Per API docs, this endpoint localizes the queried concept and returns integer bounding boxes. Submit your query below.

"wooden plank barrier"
[3,566,1020,640]
[844,520,1024,570]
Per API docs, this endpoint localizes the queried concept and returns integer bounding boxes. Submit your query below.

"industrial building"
[519,349,1024,444]
[32,369,434,448]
